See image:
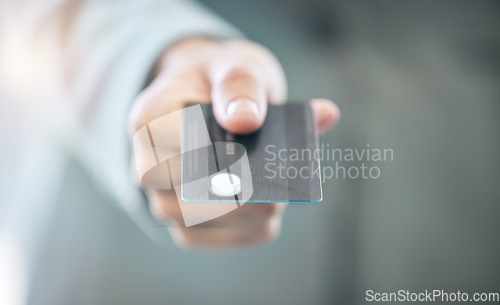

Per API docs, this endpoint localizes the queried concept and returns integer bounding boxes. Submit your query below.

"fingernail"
[226,98,259,117]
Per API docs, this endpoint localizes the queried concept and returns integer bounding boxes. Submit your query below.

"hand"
[128,38,340,250]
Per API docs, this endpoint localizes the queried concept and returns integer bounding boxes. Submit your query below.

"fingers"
[208,41,287,134]
[168,217,282,250]
[147,189,286,249]
[128,76,210,136]
[210,67,267,134]
[310,98,340,135]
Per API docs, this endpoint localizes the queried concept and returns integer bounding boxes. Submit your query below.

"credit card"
[181,103,322,203]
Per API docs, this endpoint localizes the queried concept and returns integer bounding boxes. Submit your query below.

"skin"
[128,38,340,250]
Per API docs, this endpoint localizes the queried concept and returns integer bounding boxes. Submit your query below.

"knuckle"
[217,67,262,97]
[221,67,258,84]
[128,84,204,135]
[169,228,198,249]
[254,219,281,244]
[127,89,154,133]
[149,196,183,223]
[254,202,284,216]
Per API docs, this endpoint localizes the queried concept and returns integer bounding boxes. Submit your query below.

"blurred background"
[1,0,499,304]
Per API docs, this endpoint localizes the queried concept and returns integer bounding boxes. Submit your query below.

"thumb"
[209,64,268,134]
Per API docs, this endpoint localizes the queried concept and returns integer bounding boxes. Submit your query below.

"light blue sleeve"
[64,0,243,242]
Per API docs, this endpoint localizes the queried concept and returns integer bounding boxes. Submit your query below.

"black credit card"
[181,103,322,203]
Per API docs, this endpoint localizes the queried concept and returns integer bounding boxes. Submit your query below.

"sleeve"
[61,0,243,242]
